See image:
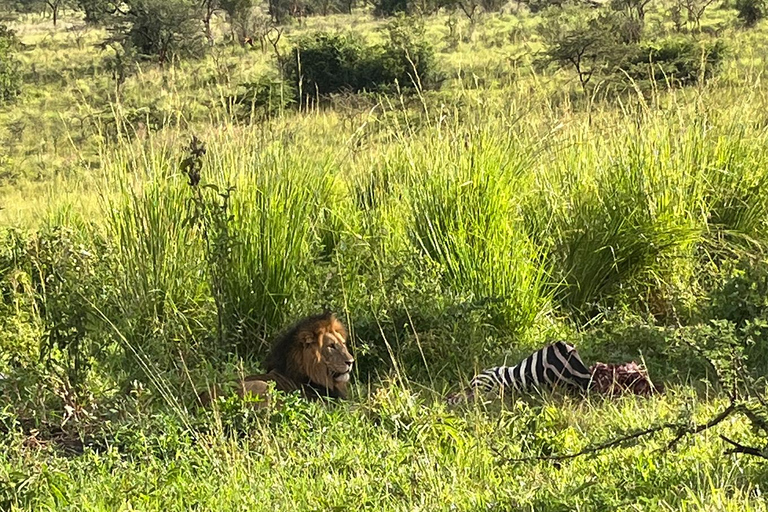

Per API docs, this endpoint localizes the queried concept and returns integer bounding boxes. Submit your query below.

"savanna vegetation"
[1,0,768,509]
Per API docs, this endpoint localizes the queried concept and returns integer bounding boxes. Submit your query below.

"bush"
[284,20,440,102]
[624,37,727,88]
[77,0,113,24]
[735,0,765,27]
[0,24,21,103]
[108,0,207,63]
[286,32,374,98]
[374,0,408,16]
[228,75,297,121]
[379,15,440,90]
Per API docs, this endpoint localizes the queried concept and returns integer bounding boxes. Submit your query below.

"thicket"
[234,16,441,112]
[538,4,727,94]
[291,25,437,96]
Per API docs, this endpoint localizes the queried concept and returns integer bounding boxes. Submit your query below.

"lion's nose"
[346,358,354,367]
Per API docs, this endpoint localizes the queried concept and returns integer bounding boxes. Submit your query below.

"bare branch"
[499,402,741,464]
[666,402,738,450]
[720,435,768,459]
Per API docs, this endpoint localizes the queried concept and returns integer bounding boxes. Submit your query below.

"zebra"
[447,341,592,404]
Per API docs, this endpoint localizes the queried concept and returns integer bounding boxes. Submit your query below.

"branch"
[666,402,738,450]
[501,423,677,463]
[500,402,740,464]
[720,435,768,459]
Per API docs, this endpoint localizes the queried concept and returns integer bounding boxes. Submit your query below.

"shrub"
[228,75,297,121]
[0,24,21,103]
[286,32,374,98]
[735,0,764,27]
[624,37,727,88]
[284,21,440,102]
[379,14,440,90]
[29,226,108,397]
[108,0,207,64]
[374,0,408,16]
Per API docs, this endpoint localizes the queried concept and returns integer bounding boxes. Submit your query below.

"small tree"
[200,0,220,44]
[681,0,717,32]
[0,24,21,104]
[18,0,71,26]
[108,0,207,64]
[735,0,764,27]
[220,0,254,44]
[45,0,69,26]
[610,0,651,42]
[538,6,624,94]
[610,0,652,23]
[267,0,302,23]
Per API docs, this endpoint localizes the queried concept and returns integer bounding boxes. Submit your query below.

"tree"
[340,0,355,13]
[681,0,717,32]
[220,0,257,45]
[265,0,300,23]
[610,0,652,23]
[610,0,651,42]
[538,6,624,94]
[107,0,206,64]
[45,0,69,26]
[200,0,220,44]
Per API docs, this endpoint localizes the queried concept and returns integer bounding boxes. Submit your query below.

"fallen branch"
[666,402,737,450]
[720,435,768,460]
[500,423,676,463]
[500,402,740,464]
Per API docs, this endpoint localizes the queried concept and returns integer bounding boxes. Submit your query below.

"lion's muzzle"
[332,357,354,382]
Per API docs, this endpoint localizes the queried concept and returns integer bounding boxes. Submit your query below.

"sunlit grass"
[1,5,768,512]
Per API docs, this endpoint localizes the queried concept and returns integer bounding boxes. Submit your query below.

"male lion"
[199,312,354,406]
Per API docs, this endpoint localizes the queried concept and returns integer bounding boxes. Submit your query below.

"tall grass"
[101,150,208,362]
[70,83,768,372]
[405,131,550,341]
[217,148,341,353]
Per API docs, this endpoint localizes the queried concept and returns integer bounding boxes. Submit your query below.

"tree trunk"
[203,16,213,45]
[48,1,59,26]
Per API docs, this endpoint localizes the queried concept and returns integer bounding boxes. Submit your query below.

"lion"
[199,312,354,407]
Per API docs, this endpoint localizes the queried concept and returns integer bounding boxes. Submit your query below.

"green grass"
[2,3,768,511]
[2,387,768,511]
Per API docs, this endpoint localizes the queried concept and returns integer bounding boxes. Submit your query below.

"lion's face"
[300,316,354,392]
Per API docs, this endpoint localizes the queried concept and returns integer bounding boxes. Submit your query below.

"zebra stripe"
[468,341,591,396]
